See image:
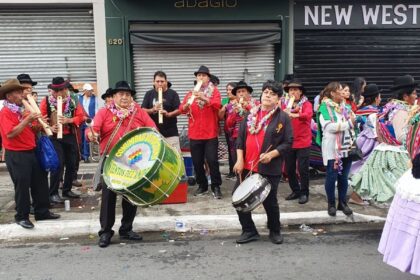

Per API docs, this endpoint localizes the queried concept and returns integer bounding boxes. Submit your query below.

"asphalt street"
[0,229,416,280]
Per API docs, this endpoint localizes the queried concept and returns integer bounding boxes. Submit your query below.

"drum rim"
[232,173,268,204]
[103,127,164,191]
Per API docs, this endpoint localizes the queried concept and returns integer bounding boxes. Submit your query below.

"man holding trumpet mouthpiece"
[40,77,85,204]
[142,71,181,153]
[179,65,222,199]
[0,79,60,229]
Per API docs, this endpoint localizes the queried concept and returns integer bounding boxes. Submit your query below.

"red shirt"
[0,107,36,151]
[40,96,85,135]
[289,101,313,149]
[179,86,221,140]
[244,110,270,172]
[345,99,357,112]
[89,103,156,154]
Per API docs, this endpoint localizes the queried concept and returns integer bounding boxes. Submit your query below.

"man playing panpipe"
[40,77,85,204]
[179,65,223,199]
[87,80,156,248]
[0,79,60,229]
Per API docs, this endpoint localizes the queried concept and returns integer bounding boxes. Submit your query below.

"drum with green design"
[103,127,184,207]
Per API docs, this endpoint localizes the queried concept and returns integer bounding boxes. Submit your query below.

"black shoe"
[119,231,143,241]
[50,194,64,204]
[236,231,260,244]
[337,201,353,216]
[62,191,80,199]
[99,232,113,248]
[72,180,82,187]
[35,212,61,221]
[269,231,284,244]
[194,187,208,196]
[285,192,300,200]
[328,203,337,217]
[298,195,309,204]
[226,173,235,179]
[29,206,35,215]
[211,187,222,199]
[16,219,34,229]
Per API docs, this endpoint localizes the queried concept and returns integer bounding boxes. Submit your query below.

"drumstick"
[158,87,163,124]
[22,98,53,136]
[188,80,203,105]
[57,96,63,139]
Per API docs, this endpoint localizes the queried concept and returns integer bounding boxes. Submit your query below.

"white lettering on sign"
[303,4,420,27]
[362,5,380,25]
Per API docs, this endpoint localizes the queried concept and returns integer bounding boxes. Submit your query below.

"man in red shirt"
[282,79,313,204]
[40,77,85,204]
[87,80,156,248]
[179,65,222,198]
[0,79,60,229]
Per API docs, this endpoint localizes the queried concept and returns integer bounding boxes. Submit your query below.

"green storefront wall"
[105,0,291,87]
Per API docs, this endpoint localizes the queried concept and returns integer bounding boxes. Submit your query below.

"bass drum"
[103,127,184,207]
[232,173,271,212]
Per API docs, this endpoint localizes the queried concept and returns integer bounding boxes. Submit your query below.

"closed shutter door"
[0,6,96,98]
[294,29,420,100]
[132,45,275,133]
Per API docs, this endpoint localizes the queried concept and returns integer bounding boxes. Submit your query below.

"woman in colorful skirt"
[351,75,417,204]
[378,109,420,276]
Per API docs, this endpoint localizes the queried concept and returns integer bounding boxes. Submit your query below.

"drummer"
[87,80,156,248]
[233,80,293,244]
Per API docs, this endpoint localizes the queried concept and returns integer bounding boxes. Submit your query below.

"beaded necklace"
[246,105,276,134]
[48,94,74,118]
[106,101,135,122]
[3,101,24,121]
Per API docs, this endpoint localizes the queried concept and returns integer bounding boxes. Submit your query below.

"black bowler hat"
[111,81,136,96]
[390,75,418,91]
[17,74,37,86]
[282,74,294,84]
[362,84,383,97]
[48,77,69,91]
[232,81,253,96]
[283,78,305,93]
[194,65,211,77]
[101,88,113,100]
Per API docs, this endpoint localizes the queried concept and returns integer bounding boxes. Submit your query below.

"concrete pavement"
[0,162,387,241]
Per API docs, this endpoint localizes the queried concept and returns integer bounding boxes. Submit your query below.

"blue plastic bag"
[36,135,59,172]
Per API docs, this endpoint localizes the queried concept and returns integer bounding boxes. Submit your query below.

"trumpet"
[187,80,203,105]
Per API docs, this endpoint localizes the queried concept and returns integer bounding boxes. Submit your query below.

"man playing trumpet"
[179,65,222,198]
[40,77,85,204]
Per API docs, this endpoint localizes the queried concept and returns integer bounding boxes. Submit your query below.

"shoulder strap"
[101,118,124,156]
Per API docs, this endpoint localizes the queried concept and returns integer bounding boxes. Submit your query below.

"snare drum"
[103,127,184,207]
[232,174,271,212]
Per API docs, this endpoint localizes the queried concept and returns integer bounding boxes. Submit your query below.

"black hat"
[194,65,211,77]
[48,77,69,91]
[111,81,136,96]
[282,74,294,84]
[283,78,305,93]
[390,75,418,91]
[232,81,253,96]
[17,74,37,86]
[101,88,113,100]
[362,84,383,97]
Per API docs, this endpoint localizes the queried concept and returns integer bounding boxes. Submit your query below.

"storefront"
[0,0,107,98]
[105,0,290,106]
[293,0,420,100]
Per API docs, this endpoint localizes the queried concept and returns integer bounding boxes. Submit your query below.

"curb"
[0,211,385,241]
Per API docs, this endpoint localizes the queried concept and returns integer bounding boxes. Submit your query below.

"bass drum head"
[103,127,163,192]
[232,173,263,203]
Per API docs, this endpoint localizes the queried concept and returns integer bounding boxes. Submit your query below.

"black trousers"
[285,147,310,196]
[234,170,281,233]
[98,186,137,236]
[190,138,222,189]
[50,134,77,196]
[5,149,49,221]
[224,131,234,174]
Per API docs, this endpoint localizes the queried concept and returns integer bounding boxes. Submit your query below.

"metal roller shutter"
[294,29,420,100]
[0,6,96,97]
[132,44,275,133]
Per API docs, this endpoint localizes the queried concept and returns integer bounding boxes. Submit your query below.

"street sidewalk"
[0,162,387,241]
